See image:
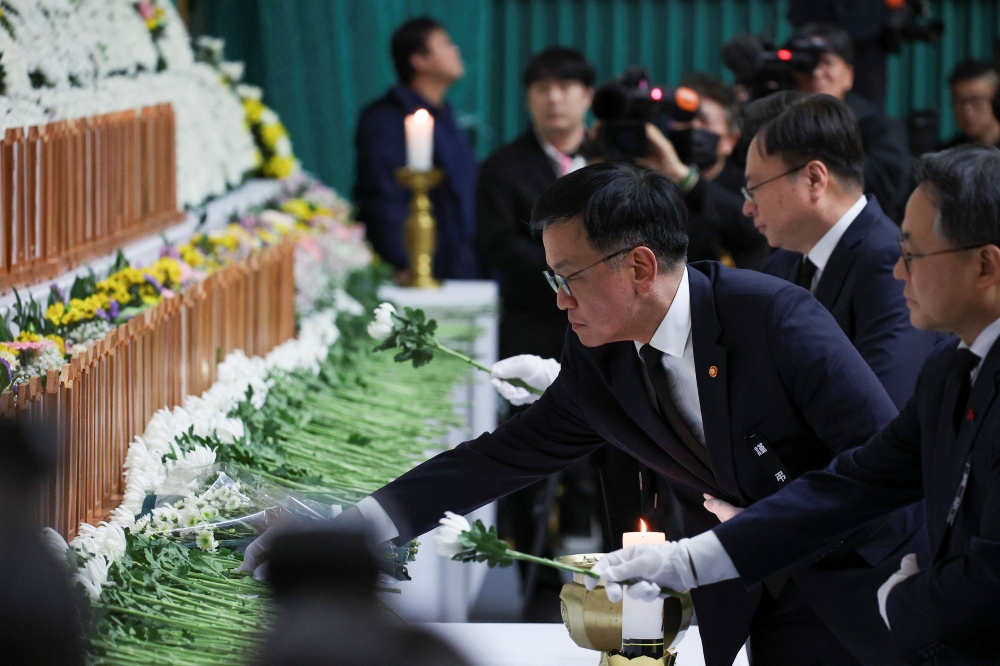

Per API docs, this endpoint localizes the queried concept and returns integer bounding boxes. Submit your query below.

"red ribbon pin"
[966,408,977,421]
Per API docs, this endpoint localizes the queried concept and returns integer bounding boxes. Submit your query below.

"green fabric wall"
[192,0,1000,195]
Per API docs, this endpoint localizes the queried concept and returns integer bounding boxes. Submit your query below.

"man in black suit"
[746,94,939,409]
[592,145,1000,665]
[789,23,912,222]
[477,47,594,362]
[326,163,921,665]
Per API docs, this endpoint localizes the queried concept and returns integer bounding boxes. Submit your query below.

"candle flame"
[639,519,647,533]
[414,108,430,123]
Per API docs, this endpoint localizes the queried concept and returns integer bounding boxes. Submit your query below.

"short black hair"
[914,145,1000,248]
[790,23,855,66]
[948,59,999,87]
[759,94,865,188]
[530,162,688,270]
[523,47,595,88]
[741,90,808,142]
[680,72,740,131]
[391,17,443,85]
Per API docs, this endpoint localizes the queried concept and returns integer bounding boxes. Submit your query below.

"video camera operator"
[590,69,769,269]
[787,23,913,223]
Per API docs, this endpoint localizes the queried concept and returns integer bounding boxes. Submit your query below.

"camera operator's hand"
[636,123,697,189]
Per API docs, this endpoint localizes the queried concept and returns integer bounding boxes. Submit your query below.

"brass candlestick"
[394,166,443,289]
[556,554,693,666]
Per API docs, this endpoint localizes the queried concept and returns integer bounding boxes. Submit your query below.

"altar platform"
[424,623,750,666]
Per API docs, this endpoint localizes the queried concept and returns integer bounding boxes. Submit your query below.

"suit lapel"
[812,197,879,309]
[688,268,743,503]
[928,343,1000,556]
[607,345,720,495]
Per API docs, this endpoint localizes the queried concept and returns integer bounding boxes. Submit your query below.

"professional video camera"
[590,67,707,162]
[722,33,827,102]
[879,0,944,53]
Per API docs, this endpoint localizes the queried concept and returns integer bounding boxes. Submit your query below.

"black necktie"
[638,344,713,470]
[796,257,818,291]
[953,348,982,434]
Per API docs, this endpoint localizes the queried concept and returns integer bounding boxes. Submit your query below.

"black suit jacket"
[846,92,913,224]
[764,196,941,409]
[717,334,1000,665]
[373,262,906,665]
[476,130,567,359]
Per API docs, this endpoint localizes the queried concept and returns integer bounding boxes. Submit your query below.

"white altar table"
[424,623,750,666]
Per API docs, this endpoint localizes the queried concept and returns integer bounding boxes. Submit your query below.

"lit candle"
[621,519,666,659]
[404,108,434,171]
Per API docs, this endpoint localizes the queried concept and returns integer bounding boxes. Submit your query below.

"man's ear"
[977,244,1000,287]
[805,160,830,200]
[631,247,659,293]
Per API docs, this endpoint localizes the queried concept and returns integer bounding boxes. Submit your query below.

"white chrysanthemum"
[434,511,472,558]
[367,303,396,340]
[74,555,110,602]
[196,530,218,553]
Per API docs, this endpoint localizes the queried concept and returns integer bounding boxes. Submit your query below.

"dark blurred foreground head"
[258,525,471,666]
[0,419,84,665]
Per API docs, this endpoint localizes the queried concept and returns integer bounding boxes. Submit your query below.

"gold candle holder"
[556,554,694,666]
[394,166,443,289]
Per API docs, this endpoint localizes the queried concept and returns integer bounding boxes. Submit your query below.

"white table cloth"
[424,623,750,666]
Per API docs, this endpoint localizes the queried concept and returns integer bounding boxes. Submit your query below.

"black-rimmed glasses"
[897,237,985,272]
[543,247,637,297]
[741,164,808,203]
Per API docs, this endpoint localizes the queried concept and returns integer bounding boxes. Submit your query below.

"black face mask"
[668,128,721,170]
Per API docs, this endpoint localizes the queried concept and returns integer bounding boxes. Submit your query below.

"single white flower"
[196,530,218,552]
[367,302,397,340]
[259,209,296,233]
[219,61,245,82]
[41,528,69,561]
[236,84,263,101]
[434,511,471,558]
[179,506,203,528]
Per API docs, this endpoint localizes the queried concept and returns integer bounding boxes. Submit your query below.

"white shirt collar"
[959,315,1000,362]
[634,269,691,359]
[806,195,868,272]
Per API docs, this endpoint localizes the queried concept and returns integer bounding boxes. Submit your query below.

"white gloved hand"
[878,553,919,629]
[703,494,745,523]
[235,526,277,580]
[586,540,699,603]
[490,355,560,406]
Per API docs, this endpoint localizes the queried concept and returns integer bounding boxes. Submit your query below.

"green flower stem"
[431,341,544,395]
[492,547,683,598]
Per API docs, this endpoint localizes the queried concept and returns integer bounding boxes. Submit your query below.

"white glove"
[235,526,277,580]
[878,553,919,629]
[586,540,699,603]
[703,494,745,523]
[490,355,560,406]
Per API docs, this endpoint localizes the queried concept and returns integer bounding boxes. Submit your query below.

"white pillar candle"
[404,108,434,171]
[621,520,666,659]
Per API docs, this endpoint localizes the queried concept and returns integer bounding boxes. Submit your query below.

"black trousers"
[748,580,862,666]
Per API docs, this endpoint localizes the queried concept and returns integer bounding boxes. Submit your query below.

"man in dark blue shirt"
[354,17,480,282]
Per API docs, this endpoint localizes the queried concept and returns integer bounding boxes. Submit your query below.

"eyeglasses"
[741,164,808,203]
[543,247,637,297]
[897,237,985,272]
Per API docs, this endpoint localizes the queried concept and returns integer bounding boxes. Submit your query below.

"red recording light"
[777,49,793,61]
[650,87,663,101]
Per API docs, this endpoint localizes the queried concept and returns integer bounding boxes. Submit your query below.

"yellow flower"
[0,346,18,370]
[46,335,66,358]
[280,198,312,221]
[15,331,43,343]
[243,99,264,124]
[263,156,296,179]
[260,122,287,148]
[256,229,278,245]
[180,244,206,268]
[46,302,66,326]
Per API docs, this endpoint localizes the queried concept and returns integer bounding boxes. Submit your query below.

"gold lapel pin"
[709,365,718,378]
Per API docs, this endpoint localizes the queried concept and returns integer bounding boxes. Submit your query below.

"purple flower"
[108,301,120,320]
[96,308,109,322]
[0,357,10,380]
[160,246,181,260]
[145,274,164,293]
[50,283,67,303]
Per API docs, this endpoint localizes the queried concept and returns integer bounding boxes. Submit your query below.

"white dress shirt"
[961,315,1000,385]
[633,268,705,443]
[803,195,868,292]
[538,131,587,178]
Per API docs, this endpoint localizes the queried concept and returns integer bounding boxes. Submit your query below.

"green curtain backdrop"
[192,0,1000,196]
